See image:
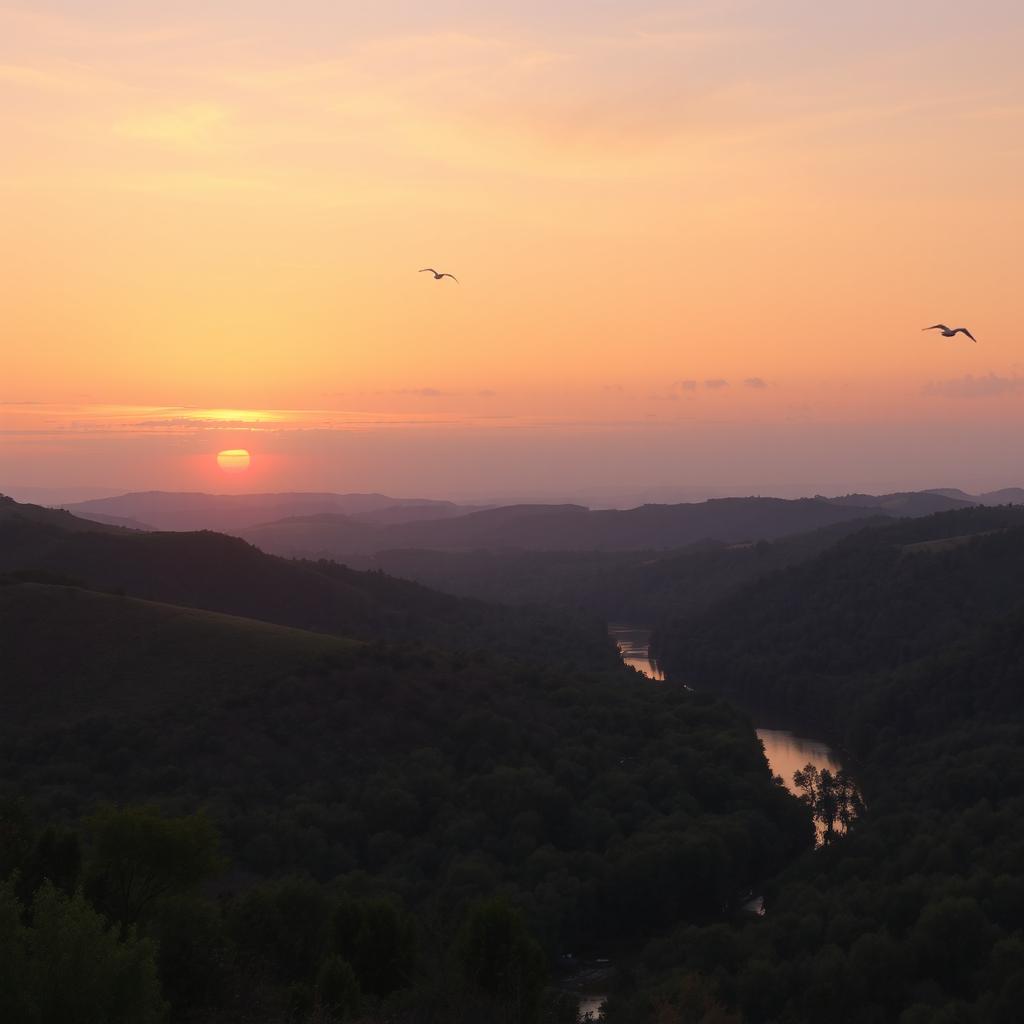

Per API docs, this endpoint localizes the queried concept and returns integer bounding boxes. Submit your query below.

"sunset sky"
[3,1,1024,502]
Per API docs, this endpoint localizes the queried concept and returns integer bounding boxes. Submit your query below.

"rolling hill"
[0,497,614,667]
[0,493,126,533]
[64,490,481,533]
[0,577,810,955]
[653,503,1024,731]
[0,580,359,733]
[355,516,893,622]
[238,496,904,559]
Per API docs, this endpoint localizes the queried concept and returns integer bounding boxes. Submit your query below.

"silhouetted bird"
[419,268,459,283]
[923,324,977,342]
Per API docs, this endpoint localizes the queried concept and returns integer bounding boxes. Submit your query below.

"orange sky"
[2,2,1024,500]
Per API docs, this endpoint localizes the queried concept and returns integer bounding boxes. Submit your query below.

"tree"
[1,880,165,1024]
[331,896,415,997]
[0,798,33,881]
[792,764,863,843]
[86,805,223,924]
[314,955,361,1021]
[456,898,546,1024]
[0,881,31,1023]
[229,877,332,985]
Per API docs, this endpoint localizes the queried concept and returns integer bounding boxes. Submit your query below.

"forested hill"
[358,516,890,622]
[0,493,125,534]
[0,497,615,668]
[0,578,812,1021]
[654,504,1024,729]
[239,496,899,558]
[612,506,1024,1022]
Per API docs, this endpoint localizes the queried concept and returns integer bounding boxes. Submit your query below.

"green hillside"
[0,580,810,959]
[615,506,1024,1022]
[654,504,1024,725]
[362,515,889,621]
[0,581,358,732]
[0,497,615,668]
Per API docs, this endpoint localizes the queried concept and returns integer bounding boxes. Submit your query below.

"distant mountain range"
[64,490,485,533]
[235,489,1021,558]
[924,486,1024,504]
[48,485,1024,560]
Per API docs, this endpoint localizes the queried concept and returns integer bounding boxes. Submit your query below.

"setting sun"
[216,449,251,474]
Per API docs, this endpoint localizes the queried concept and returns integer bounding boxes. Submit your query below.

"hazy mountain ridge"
[239,496,910,558]
[64,490,484,533]
[356,516,893,622]
[0,493,128,534]
[0,497,614,667]
[51,487,1018,561]
[925,486,1024,504]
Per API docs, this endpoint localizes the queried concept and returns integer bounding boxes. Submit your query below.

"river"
[608,623,843,798]
[563,626,845,1021]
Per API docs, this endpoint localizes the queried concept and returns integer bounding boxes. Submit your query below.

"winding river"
[562,626,845,1021]
[607,624,843,797]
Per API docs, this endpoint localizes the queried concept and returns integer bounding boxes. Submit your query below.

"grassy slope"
[0,505,616,668]
[0,581,359,732]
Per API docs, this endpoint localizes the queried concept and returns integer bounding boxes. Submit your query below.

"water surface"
[755,728,842,797]
[608,623,664,680]
[607,625,843,793]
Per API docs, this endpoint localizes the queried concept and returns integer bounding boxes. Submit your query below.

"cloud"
[704,378,729,389]
[743,377,767,389]
[922,374,1024,399]
[674,379,698,391]
[476,389,498,398]
[131,417,271,429]
[396,387,448,398]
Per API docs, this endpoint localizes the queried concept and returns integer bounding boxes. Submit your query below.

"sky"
[3,1,1024,503]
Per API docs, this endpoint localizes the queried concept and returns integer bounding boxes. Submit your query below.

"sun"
[216,448,251,473]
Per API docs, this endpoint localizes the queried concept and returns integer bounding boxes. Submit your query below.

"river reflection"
[756,729,842,798]
[608,624,665,680]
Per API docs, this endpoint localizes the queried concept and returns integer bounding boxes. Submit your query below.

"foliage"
[86,805,223,924]
[456,898,547,1024]
[0,583,810,958]
[626,507,1024,1022]
[0,880,165,1024]
[792,764,863,843]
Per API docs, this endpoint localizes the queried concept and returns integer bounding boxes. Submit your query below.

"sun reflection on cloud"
[0,403,507,438]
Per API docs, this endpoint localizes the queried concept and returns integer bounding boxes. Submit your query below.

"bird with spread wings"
[923,324,977,342]
[419,268,459,283]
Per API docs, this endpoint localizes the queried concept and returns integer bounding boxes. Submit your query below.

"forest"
[0,495,812,1022]
[6,496,1024,1021]
[631,506,1024,1022]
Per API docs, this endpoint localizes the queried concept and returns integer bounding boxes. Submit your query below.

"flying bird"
[419,268,459,283]
[923,324,977,343]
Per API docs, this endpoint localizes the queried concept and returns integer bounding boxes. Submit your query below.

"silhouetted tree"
[793,764,863,843]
